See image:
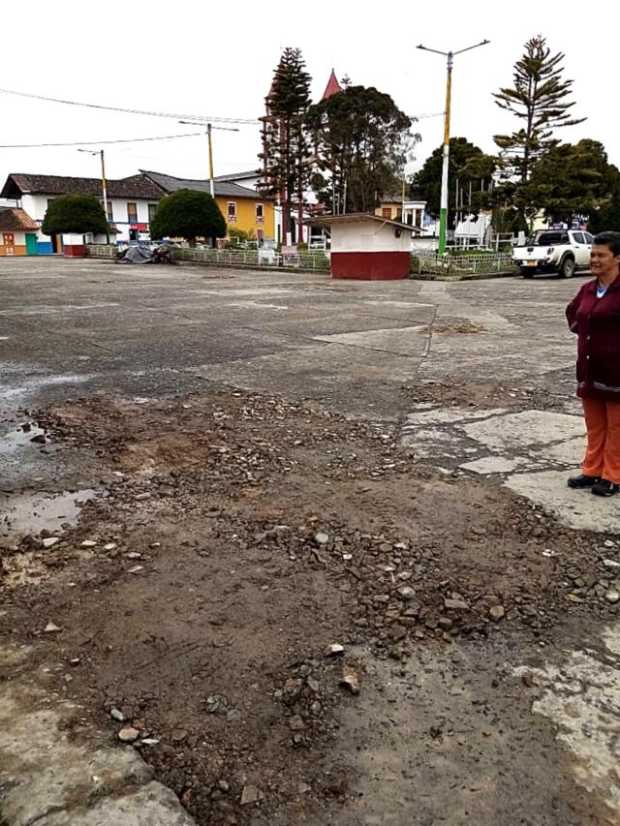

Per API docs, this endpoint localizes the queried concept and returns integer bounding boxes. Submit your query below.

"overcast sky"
[0,0,615,189]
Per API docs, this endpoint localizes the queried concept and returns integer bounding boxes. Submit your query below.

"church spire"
[321,68,343,101]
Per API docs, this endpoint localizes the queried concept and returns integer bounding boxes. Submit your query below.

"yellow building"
[142,170,275,242]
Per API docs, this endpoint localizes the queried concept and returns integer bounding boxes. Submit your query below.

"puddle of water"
[0,489,97,543]
[0,422,48,458]
[0,374,98,403]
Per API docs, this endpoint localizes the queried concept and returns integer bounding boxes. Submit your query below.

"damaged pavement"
[1,258,619,825]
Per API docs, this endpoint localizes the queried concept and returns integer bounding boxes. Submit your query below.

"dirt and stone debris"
[2,385,619,825]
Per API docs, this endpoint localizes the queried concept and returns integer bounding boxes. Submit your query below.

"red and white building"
[318,213,421,280]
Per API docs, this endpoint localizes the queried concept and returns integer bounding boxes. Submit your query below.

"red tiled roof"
[1,173,163,200]
[322,69,343,101]
[0,207,39,232]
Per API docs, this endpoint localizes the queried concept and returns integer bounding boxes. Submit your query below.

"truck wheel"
[520,268,534,279]
[560,256,576,278]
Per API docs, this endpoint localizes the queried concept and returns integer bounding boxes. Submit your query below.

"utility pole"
[179,121,239,199]
[207,124,214,197]
[78,147,110,243]
[417,39,490,255]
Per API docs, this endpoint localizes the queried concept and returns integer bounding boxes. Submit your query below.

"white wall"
[21,194,48,221]
[331,221,413,253]
[16,194,160,244]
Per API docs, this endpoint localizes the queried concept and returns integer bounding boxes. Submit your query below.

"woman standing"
[566,231,620,497]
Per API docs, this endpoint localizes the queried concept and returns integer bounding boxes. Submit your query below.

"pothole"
[0,489,98,545]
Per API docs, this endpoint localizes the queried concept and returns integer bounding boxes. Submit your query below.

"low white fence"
[86,244,330,272]
[86,244,116,259]
[413,251,516,276]
[175,246,330,271]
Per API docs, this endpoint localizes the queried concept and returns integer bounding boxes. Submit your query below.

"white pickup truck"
[512,229,593,278]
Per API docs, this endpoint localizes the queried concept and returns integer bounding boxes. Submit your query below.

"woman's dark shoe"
[567,474,600,489]
[591,479,620,497]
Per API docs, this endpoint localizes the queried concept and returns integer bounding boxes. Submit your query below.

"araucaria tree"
[259,48,312,244]
[494,35,585,184]
[149,189,226,245]
[307,85,417,214]
[42,195,108,236]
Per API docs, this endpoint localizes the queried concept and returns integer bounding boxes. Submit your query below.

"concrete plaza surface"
[1,257,619,826]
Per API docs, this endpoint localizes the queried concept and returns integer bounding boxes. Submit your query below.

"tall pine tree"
[259,48,312,244]
[494,36,585,184]
[307,85,416,215]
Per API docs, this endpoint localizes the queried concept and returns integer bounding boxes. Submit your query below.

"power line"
[0,132,204,149]
[410,111,446,120]
[0,87,260,125]
[0,85,441,126]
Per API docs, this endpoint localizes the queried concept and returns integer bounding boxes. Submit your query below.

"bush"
[150,189,226,244]
[42,194,108,236]
[226,227,257,248]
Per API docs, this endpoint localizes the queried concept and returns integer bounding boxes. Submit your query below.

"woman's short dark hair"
[593,231,620,256]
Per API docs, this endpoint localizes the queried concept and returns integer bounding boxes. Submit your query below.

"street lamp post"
[78,148,110,242]
[178,121,239,198]
[417,39,490,255]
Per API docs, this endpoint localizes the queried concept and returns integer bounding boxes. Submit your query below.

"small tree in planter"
[150,189,226,246]
[42,194,109,238]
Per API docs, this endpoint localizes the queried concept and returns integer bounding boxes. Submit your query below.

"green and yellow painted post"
[417,40,490,255]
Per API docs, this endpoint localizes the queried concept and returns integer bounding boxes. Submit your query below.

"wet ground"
[1,258,619,825]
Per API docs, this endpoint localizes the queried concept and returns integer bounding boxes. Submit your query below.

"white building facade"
[0,173,164,251]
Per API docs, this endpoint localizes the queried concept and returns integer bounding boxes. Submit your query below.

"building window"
[148,203,158,224]
[256,203,264,224]
[127,202,138,223]
[227,202,237,223]
[381,207,392,219]
[105,200,113,221]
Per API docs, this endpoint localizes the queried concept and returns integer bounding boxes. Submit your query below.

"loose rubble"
[2,387,618,826]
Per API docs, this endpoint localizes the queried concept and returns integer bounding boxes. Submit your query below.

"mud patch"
[433,319,485,335]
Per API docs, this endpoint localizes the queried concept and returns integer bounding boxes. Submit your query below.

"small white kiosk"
[318,213,420,280]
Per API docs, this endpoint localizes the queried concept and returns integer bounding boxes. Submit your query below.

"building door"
[3,233,15,255]
[25,233,38,256]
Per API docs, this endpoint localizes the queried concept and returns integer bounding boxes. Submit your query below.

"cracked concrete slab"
[463,410,585,452]
[505,470,620,533]
[539,436,587,466]
[313,326,428,356]
[0,653,196,826]
[403,406,508,427]
[515,622,620,821]
[460,455,529,475]
[39,783,197,826]
[401,407,615,531]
